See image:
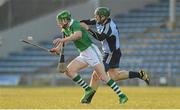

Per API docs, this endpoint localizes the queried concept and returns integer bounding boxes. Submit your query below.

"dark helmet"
[94,7,110,17]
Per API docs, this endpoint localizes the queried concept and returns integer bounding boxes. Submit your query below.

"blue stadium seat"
[1,0,180,77]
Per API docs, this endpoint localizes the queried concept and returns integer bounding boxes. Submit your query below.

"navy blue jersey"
[81,18,120,53]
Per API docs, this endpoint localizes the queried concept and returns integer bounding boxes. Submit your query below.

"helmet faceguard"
[57,10,71,28]
[57,10,71,21]
[94,7,110,24]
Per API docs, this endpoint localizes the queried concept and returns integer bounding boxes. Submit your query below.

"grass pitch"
[0,86,180,109]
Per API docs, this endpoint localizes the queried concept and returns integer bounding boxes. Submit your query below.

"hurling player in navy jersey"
[80,7,150,104]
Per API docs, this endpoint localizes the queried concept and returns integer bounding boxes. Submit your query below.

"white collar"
[69,19,74,27]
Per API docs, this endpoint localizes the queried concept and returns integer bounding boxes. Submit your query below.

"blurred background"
[0,0,179,87]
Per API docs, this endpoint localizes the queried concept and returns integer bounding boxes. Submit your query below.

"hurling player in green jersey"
[51,10,128,104]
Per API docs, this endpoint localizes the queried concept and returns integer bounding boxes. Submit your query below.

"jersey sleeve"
[101,23,112,37]
[71,21,81,32]
[80,18,96,25]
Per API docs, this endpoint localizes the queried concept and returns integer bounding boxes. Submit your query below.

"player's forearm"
[55,43,63,50]
[80,19,96,25]
[88,29,107,41]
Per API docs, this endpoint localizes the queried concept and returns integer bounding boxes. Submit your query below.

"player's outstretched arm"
[88,29,108,41]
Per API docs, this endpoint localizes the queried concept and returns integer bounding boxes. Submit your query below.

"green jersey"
[62,19,92,52]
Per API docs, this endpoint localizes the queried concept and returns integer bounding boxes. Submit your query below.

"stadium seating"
[0,0,180,85]
[113,0,180,76]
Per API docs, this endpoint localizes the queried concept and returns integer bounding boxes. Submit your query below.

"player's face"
[94,14,101,23]
[95,14,105,24]
[57,19,68,28]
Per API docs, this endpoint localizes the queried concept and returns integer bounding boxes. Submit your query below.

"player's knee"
[92,73,100,81]
[98,74,108,82]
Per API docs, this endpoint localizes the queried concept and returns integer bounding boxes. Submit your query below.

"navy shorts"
[103,48,121,72]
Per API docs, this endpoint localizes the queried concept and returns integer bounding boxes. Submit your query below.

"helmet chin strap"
[102,19,108,25]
